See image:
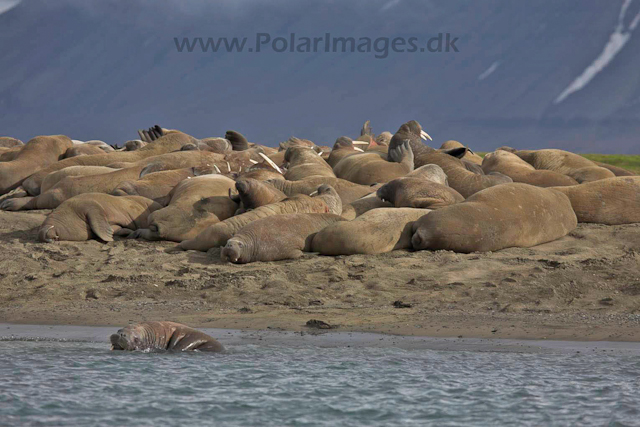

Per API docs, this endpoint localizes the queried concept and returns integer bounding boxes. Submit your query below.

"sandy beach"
[1,209,640,342]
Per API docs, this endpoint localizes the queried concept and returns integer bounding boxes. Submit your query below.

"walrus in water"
[411,183,577,253]
[221,213,345,263]
[38,193,162,242]
[514,149,615,183]
[176,184,342,252]
[333,141,415,185]
[129,175,237,242]
[482,150,578,187]
[0,135,73,194]
[311,208,429,255]
[110,321,224,352]
[551,177,640,225]
[284,146,335,180]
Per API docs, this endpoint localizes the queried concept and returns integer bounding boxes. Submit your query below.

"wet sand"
[1,210,640,342]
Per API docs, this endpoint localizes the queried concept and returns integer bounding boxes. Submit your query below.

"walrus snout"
[110,333,125,350]
[38,225,58,243]
[221,240,244,263]
[411,229,429,250]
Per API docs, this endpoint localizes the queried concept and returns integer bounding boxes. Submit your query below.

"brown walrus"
[326,137,364,167]
[551,177,640,225]
[110,321,224,352]
[439,140,483,165]
[268,176,377,205]
[376,177,464,208]
[176,184,342,252]
[284,146,335,180]
[411,183,577,253]
[0,137,23,148]
[129,175,237,242]
[41,166,118,193]
[221,213,345,263]
[111,168,196,205]
[0,135,73,194]
[38,193,162,242]
[311,208,429,255]
[333,141,415,185]
[482,150,579,187]
[21,131,197,196]
[230,178,287,213]
[514,149,615,183]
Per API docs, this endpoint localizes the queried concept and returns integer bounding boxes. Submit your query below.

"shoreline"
[2,211,640,343]
[4,322,640,354]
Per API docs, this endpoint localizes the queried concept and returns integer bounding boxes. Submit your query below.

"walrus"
[1,165,148,211]
[376,177,464,208]
[226,130,249,151]
[64,144,110,158]
[176,184,342,252]
[327,137,364,167]
[129,175,237,242]
[411,183,577,253]
[21,131,197,196]
[440,140,483,165]
[387,121,511,197]
[278,136,320,152]
[551,177,640,224]
[110,321,224,352]
[268,176,377,204]
[514,149,615,183]
[0,146,22,162]
[199,137,232,153]
[41,166,118,193]
[112,168,196,205]
[231,178,287,213]
[333,141,414,185]
[311,208,429,255]
[238,168,286,182]
[284,146,335,180]
[221,213,345,263]
[591,161,636,177]
[0,135,73,194]
[123,139,147,151]
[482,150,579,187]
[0,137,23,148]
[38,193,162,242]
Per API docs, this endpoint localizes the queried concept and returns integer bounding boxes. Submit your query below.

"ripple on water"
[0,341,639,426]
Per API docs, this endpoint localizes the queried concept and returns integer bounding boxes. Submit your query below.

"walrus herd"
[1,120,638,265]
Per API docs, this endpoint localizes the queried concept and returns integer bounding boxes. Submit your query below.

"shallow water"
[1,336,639,426]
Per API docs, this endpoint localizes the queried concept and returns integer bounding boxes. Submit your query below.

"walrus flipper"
[361,120,372,136]
[85,205,114,242]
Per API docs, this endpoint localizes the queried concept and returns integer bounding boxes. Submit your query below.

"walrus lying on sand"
[411,183,577,253]
[38,193,162,242]
[333,141,415,185]
[482,150,579,187]
[312,208,429,255]
[175,184,342,252]
[111,168,196,205]
[230,178,287,214]
[110,321,224,352]
[376,175,464,209]
[551,177,640,225]
[513,149,615,183]
[221,213,345,263]
[268,176,377,205]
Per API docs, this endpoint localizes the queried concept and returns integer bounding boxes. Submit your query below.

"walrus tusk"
[318,151,323,156]
[258,152,283,174]
[214,165,221,174]
[239,166,242,172]
[353,147,364,152]
[226,162,231,172]
[352,141,369,145]
[249,159,258,164]
[309,190,318,196]
[420,130,432,141]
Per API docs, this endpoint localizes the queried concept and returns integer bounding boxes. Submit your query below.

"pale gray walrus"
[176,184,342,252]
[110,321,224,352]
[411,183,577,253]
[311,208,430,255]
[221,213,345,263]
[38,194,162,242]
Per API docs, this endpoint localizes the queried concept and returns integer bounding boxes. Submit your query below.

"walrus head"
[225,130,249,151]
[312,184,342,215]
[221,238,249,264]
[110,324,147,351]
[38,224,59,243]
